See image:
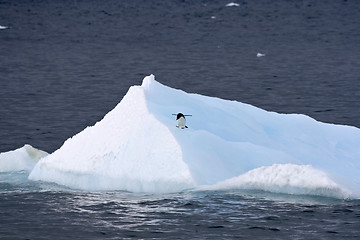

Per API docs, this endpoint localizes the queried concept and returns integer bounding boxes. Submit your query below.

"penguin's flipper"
[185,126,188,128]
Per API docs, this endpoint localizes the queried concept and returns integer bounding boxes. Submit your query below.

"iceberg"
[0,145,48,172]
[26,75,360,197]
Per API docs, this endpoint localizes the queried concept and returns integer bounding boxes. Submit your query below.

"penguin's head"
[176,113,185,120]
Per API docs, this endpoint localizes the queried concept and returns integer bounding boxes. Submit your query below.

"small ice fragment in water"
[226,3,240,7]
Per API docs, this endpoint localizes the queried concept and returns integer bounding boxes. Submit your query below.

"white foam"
[0,25,8,30]
[0,145,48,172]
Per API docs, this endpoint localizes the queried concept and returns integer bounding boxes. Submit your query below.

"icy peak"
[140,74,154,90]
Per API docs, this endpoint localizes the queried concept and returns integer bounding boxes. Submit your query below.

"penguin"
[176,113,188,129]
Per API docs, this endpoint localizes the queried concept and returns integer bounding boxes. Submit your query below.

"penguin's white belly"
[177,117,186,128]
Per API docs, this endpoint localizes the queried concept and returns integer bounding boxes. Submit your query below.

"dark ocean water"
[1,0,360,239]
[1,172,360,240]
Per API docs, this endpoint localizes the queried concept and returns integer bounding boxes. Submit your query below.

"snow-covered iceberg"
[26,75,360,197]
[0,145,48,172]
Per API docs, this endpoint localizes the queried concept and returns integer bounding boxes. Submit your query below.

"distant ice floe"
[226,3,240,7]
[257,52,266,57]
[0,25,9,30]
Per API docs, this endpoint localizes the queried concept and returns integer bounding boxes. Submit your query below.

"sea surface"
[1,0,360,239]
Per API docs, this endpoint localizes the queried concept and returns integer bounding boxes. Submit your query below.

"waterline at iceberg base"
[4,75,359,198]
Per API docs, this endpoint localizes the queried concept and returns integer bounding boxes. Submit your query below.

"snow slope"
[26,75,360,197]
[29,82,194,192]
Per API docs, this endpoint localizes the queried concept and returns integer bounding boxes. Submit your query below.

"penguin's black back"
[176,113,185,120]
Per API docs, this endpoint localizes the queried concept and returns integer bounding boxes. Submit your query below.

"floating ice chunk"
[257,52,266,57]
[0,145,48,172]
[0,25,9,30]
[226,3,240,7]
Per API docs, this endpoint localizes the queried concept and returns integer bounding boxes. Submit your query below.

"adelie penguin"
[173,113,192,129]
